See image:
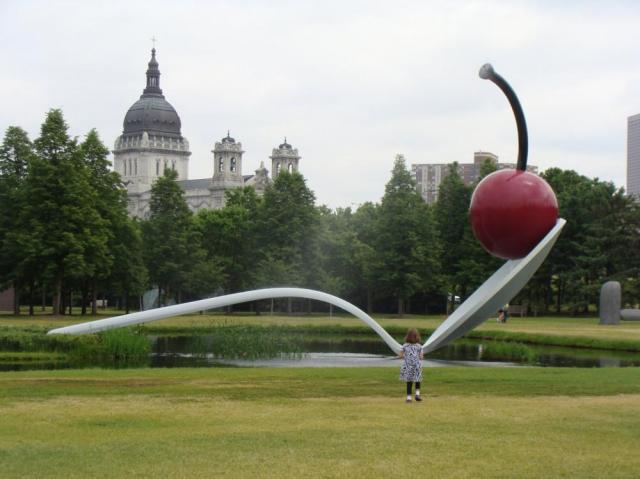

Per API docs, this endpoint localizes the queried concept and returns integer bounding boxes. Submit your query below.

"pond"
[150,335,640,368]
[3,334,637,372]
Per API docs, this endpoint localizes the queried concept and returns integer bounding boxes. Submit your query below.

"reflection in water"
[150,335,640,368]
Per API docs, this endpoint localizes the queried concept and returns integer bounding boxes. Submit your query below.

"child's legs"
[415,382,421,394]
[406,382,413,395]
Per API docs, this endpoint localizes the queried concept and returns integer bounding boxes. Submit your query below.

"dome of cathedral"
[123,96,182,138]
[121,49,183,139]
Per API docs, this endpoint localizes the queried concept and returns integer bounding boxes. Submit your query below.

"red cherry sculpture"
[470,64,558,260]
[470,169,558,259]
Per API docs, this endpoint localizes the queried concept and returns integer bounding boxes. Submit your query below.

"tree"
[251,171,320,314]
[351,202,382,313]
[78,129,120,314]
[317,207,353,296]
[109,218,148,313]
[0,126,34,180]
[434,163,469,312]
[0,126,36,314]
[375,155,440,315]
[315,205,384,314]
[196,187,261,294]
[10,110,108,315]
[516,168,640,315]
[478,158,498,179]
[257,171,320,289]
[142,168,221,304]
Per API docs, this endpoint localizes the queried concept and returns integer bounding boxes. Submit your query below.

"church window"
[275,162,281,176]
[172,160,176,171]
[288,162,293,173]
[218,157,224,172]
[156,160,160,176]
[124,161,127,176]
[230,157,236,172]
[134,159,138,175]
[129,159,132,176]
[163,159,167,172]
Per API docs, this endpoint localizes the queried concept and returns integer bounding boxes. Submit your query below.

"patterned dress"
[399,343,423,382]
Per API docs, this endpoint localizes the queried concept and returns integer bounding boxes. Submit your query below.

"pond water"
[2,335,639,372]
[150,335,640,369]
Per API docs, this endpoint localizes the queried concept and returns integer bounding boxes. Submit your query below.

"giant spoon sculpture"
[49,64,566,357]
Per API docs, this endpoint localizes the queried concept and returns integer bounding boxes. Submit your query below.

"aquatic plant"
[98,328,151,360]
[206,323,304,360]
[480,341,537,363]
[0,326,150,365]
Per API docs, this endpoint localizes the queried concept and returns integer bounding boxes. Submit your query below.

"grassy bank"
[1,367,639,478]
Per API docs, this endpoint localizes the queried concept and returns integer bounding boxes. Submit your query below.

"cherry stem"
[479,63,528,171]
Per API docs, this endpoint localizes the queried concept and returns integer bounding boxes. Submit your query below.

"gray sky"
[2,0,639,208]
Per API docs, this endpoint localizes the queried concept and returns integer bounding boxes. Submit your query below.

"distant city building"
[411,151,538,204]
[114,49,301,218]
[627,113,640,197]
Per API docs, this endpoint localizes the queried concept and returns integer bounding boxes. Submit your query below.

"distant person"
[399,328,424,403]
[503,303,510,322]
[497,308,505,323]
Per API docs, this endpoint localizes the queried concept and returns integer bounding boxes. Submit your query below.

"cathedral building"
[113,49,301,218]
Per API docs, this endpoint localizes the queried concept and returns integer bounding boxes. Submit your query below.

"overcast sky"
[2,0,639,208]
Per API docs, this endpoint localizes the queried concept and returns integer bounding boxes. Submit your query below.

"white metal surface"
[423,218,566,353]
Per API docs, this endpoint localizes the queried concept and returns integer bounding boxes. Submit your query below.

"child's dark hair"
[405,328,421,344]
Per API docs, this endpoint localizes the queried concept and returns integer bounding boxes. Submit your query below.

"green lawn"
[2,310,640,477]
[1,367,639,478]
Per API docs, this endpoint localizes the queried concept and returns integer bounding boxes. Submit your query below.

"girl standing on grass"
[399,328,424,403]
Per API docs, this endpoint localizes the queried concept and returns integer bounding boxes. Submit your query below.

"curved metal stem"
[479,63,528,171]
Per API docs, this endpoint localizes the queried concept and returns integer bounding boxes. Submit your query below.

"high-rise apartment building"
[627,113,640,197]
[411,151,538,204]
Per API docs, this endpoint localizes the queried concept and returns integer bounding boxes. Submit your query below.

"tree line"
[2,110,640,317]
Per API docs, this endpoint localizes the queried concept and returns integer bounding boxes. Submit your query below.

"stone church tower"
[114,48,304,217]
[113,48,191,215]
[209,132,245,208]
[270,139,301,179]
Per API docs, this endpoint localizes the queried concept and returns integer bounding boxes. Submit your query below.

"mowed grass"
[1,367,640,478]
